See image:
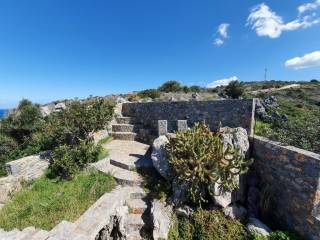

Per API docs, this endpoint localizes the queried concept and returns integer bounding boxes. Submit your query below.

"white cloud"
[213,38,224,46]
[285,51,320,70]
[247,3,320,38]
[206,76,239,88]
[213,23,230,46]
[298,0,320,14]
[218,23,230,38]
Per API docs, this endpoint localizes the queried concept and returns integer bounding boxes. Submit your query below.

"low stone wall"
[251,135,320,239]
[122,99,256,136]
[0,154,49,206]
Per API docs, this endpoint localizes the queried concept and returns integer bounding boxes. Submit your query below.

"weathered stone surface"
[175,205,194,218]
[177,120,188,132]
[151,136,171,180]
[151,200,173,240]
[116,97,129,104]
[93,129,109,144]
[122,99,255,136]
[220,127,250,156]
[212,183,232,208]
[223,204,247,220]
[247,217,271,237]
[0,176,21,203]
[158,120,168,136]
[247,186,260,218]
[252,135,320,239]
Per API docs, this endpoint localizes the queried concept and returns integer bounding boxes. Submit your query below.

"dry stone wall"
[122,99,256,136]
[252,135,320,239]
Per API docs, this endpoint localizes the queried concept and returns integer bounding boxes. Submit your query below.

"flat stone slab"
[104,140,153,170]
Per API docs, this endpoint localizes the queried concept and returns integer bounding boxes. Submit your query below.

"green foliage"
[0,171,116,230]
[166,123,252,206]
[138,88,160,99]
[189,85,201,92]
[49,141,101,179]
[269,231,301,240]
[168,209,249,240]
[0,99,44,144]
[158,80,182,92]
[225,81,245,99]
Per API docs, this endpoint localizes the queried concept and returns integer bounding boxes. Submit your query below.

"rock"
[55,102,66,110]
[247,217,271,237]
[211,183,232,208]
[151,200,173,240]
[263,96,278,109]
[116,97,129,104]
[169,96,177,102]
[172,179,188,206]
[223,204,247,220]
[151,136,171,180]
[191,92,200,100]
[175,205,194,218]
[247,186,260,218]
[220,127,250,157]
[93,129,109,144]
[114,206,128,236]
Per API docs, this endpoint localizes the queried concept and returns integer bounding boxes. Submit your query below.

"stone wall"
[0,154,49,207]
[251,135,320,239]
[122,99,256,136]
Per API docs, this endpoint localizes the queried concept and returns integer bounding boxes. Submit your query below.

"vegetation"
[0,171,116,230]
[253,83,320,153]
[0,98,114,178]
[225,80,245,99]
[158,80,182,92]
[166,123,252,206]
[168,209,249,240]
[138,88,161,99]
[97,135,113,145]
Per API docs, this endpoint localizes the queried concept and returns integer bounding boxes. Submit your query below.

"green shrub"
[269,231,301,240]
[168,209,249,240]
[189,85,201,92]
[166,122,252,206]
[138,89,160,99]
[225,81,245,99]
[49,141,101,179]
[158,80,182,92]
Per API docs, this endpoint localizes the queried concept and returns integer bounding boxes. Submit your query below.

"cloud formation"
[213,23,230,46]
[285,51,320,70]
[298,0,320,14]
[206,76,238,88]
[247,3,320,38]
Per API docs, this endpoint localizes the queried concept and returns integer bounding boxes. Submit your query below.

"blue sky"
[0,0,319,108]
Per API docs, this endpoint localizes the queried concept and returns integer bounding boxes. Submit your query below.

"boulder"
[264,96,278,109]
[151,200,173,240]
[116,97,129,104]
[151,136,171,180]
[247,217,271,237]
[223,204,247,220]
[211,183,232,208]
[220,127,250,157]
[175,205,194,218]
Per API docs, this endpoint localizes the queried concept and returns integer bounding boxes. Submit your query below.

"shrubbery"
[138,89,160,99]
[0,98,114,178]
[158,80,182,92]
[225,80,245,99]
[166,122,252,206]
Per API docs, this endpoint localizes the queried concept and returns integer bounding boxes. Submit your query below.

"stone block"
[177,120,188,132]
[158,120,168,136]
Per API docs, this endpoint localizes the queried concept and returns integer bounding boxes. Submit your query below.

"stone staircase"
[111,116,139,141]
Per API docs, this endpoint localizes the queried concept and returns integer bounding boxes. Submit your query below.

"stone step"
[130,187,148,200]
[116,117,136,124]
[126,199,149,214]
[0,228,20,240]
[112,124,136,133]
[15,227,37,240]
[30,229,49,240]
[126,214,152,233]
[110,156,152,171]
[111,132,138,141]
[48,220,76,239]
[126,230,152,240]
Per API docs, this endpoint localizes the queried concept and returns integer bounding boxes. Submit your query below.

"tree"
[138,89,160,99]
[189,85,201,92]
[158,80,182,92]
[224,81,245,99]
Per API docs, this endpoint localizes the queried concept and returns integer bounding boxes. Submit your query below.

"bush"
[166,122,252,206]
[168,209,249,240]
[138,89,160,99]
[49,141,101,179]
[189,85,201,92]
[158,80,182,92]
[225,81,245,99]
[269,231,301,240]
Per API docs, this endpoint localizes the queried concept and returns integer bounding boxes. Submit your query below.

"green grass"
[97,135,113,145]
[0,171,116,230]
[97,147,109,160]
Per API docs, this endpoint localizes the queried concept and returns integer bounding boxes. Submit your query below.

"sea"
[0,109,8,119]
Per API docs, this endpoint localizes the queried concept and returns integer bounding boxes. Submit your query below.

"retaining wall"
[122,99,256,136]
[252,135,320,239]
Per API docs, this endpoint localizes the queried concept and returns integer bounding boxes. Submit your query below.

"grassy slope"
[0,171,116,230]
